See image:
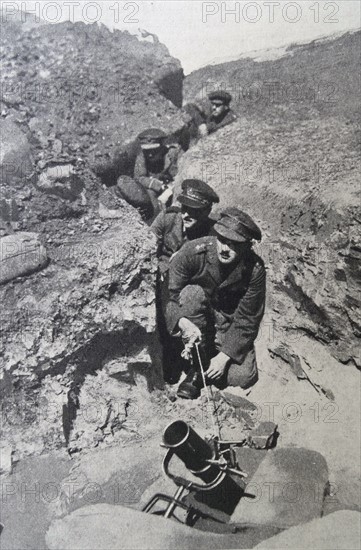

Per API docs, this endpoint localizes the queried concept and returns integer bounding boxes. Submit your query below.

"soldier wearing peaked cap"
[181,91,237,148]
[151,179,220,274]
[116,128,180,220]
[199,91,237,137]
[165,207,266,399]
[151,179,219,383]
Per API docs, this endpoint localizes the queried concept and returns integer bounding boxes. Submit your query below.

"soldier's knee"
[180,285,206,304]
[227,348,258,389]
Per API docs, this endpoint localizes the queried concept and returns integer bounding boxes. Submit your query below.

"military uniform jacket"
[133,145,180,194]
[166,236,266,363]
[151,208,215,275]
[205,109,237,134]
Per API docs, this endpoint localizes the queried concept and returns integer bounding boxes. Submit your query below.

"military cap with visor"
[208,91,232,105]
[177,179,220,209]
[214,207,262,242]
[138,128,167,150]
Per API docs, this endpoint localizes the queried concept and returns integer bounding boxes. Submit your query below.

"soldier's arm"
[221,261,266,362]
[150,211,166,244]
[133,153,164,193]
[165,243,198,334]
[164,145,180,180]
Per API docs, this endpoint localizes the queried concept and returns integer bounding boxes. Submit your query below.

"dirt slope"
[0,17,185,457]
[179,29,361,367]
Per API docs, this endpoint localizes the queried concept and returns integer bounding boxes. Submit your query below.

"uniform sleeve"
[133,152,147,179]
[133,153,163,193]
[150,211,166,245]
[221,262,266,362]
[165,243,199,334]
[165,146,180,180]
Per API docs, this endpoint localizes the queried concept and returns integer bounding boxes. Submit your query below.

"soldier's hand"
[198,123,208,137]
[206,352,230,380]
[178,317,201,346]
[158,186,173,205]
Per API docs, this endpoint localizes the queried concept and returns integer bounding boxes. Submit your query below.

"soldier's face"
[142,144,164,161]
[216,236,244,264]
[181,205,210,230]
[211,102,227,119]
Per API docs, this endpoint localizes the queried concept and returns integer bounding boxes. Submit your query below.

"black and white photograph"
[0,1,360,548]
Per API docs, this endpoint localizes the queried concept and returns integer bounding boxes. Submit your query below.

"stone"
[37,164,84,201]
[0,198,20,222]
[98,203,124,219]
[0,445,13,475]
[220,388,258,425]
[0,119,32,184]
[46,503,239,550]
[230,448,329,528]
[0,232,48,284]
[247,422,278,449]
[253,510,361,549]
[221,388,257,411]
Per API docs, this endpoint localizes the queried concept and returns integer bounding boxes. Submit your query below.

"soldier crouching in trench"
[116,128,179,221]
[165,207,266,399]
[151,179,220,383]
[181,91,237,148]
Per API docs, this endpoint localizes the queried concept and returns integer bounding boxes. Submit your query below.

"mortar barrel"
[163,420,215,473]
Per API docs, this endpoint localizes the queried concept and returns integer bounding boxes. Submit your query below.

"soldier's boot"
[177,342,211,399]
[177,369,203,399]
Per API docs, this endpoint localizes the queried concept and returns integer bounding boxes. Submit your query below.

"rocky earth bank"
[0,16,188,459]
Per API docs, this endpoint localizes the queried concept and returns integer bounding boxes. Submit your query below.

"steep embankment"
[181,30,361,367]
[0,17,185,457]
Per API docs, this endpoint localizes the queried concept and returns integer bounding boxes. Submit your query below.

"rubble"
[0,14,188,460]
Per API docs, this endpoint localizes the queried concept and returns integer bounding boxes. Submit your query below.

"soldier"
[116,128,179,220]
[166,207,266,399]
[181,91,237,148]
[151,179,219,383]
[199,91,237,137]
[151,179,220,275]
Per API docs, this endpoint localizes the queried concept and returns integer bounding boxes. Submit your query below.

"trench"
[1,26,360,549]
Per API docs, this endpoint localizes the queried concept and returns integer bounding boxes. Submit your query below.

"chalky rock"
[0,232,48,284]
[0,445,13,476]
[231,448,329,528]
[0,119,32,185]
[46,504,234,550]
[253,510,361,549]
[37,164,83,201]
